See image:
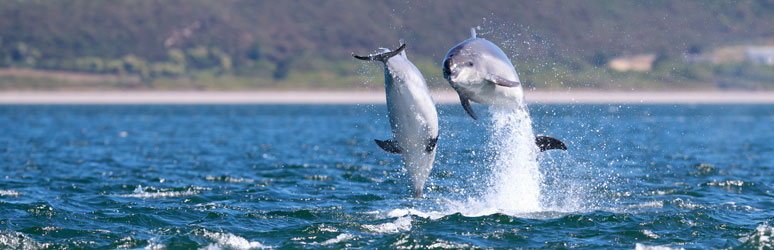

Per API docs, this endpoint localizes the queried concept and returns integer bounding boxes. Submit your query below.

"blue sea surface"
[1,104,773,249]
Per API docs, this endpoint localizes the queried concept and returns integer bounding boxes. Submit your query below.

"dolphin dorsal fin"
[470,27,477,38]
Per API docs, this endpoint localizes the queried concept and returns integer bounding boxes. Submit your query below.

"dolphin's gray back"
[458,38,520,82]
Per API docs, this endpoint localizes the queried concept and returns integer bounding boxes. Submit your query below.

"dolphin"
[443,28,567,152]
[354,43,439,198]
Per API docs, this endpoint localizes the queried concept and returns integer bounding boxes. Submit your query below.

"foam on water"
[739,224,774,250]
[318,233,355,246]
[120,185,199,199]
[363,216,413,234]
[0,190,21,196]
[384,208,437,219]
[201,230,271,250]
[0,231,50,250]
[634,243,685,250]
[641,229,660,239]
[144,237,165,250]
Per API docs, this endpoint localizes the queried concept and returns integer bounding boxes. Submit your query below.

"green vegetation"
[0,0,772,90]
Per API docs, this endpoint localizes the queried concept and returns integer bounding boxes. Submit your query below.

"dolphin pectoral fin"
[535,135,568,152]
[425,136,439,153]
[458,94,479,120]
[374,139,402,154]
[486,74,521,87]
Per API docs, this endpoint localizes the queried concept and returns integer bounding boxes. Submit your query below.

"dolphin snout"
[442,58,454,80]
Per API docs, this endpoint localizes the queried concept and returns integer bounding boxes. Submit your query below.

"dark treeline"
[0,0,773,89]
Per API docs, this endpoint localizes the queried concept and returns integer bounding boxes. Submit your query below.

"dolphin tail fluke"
[353,43,407,62]
[399,39,408,58]
[458,94,478,120]
[535,135,567,152]
[374,139,402,154]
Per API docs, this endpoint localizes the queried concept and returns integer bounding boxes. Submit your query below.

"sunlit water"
[1,104,773,249]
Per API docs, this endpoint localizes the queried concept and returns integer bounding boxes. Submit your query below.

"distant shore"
[1,91,774,104]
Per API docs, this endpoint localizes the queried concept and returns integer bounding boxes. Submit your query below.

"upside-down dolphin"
[442,28,567,152]
[354,43,439,198]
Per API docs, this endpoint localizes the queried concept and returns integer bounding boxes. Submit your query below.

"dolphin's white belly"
[456,67,525,108]
[385,75,438,194]
[461,81,524,107]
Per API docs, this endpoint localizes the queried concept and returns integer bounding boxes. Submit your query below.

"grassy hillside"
[0,0,773,90]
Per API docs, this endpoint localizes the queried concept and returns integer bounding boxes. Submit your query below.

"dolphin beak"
[448,70,459,81]
[443,59,454,80]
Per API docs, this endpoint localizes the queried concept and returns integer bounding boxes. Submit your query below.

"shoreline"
[1,91,774,104]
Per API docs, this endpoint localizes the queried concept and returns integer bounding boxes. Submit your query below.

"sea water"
[1,104,773,249]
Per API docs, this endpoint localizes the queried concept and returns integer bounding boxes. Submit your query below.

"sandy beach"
[0,91,773,104]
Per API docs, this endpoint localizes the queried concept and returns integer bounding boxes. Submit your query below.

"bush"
[123,55,149,79]
[106,59,126,74]
[186,46,216,69]
[211,48,232,73]
[247,43,261,61]
[74,57,105,73]
[168,49,186,65]
[273,59,292,80]
[151,62,185,77]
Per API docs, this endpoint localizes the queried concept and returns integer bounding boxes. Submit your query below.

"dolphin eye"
[467,62,474,66]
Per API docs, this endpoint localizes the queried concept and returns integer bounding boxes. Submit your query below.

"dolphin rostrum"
[442,28,566,152]
[354,43,439,197]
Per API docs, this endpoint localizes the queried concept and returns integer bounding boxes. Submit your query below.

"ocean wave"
[144,237,165,250]
[738,224,774,249]
[0,231,51,250]
[318,233,355,246]
[0,190,21,196]
[205,175,254,183]
[641,229,660,239]
[425,239,474,249]
[385,208,437,219]
[670,198,704,210]
[634,243,684,250]
[618,200,665,212]
[201,231,271,250]
[363,216,412,234]
[118,185,202,199]
[717,201,760,212]
[436,198,569,219]
[382,200,570,221]
[700,179,750,187]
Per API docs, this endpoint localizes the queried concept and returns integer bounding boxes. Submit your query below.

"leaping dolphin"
[443,28,567,152]
[354,43,439,198]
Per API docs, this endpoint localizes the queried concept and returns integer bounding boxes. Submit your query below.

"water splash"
[434,105,600,218]
[482,106,543,213]
[435,105,549,217]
